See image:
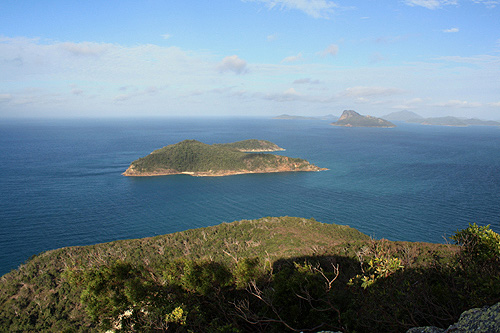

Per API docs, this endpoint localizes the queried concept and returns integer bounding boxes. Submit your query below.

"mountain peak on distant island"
[382,110,423,122]
[331,110,395,128]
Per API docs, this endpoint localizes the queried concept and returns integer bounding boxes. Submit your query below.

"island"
[382,110,424,122]
[331,110,396,128]
[383,111,500,127]
[407,116,500,127]
[123,139,327,177]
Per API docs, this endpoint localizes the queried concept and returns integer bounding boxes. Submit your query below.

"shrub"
[234,257,264,288]
[451,223,500,265]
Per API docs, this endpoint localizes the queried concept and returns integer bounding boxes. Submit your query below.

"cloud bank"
[0,36,499,118]
[217,55,248,74]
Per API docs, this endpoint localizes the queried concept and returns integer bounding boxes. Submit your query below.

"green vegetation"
[1,217,499,332]
[123,140,324,176]
[214,139,284,152]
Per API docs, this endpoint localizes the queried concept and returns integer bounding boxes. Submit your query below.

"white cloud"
[293,78,321,84]
[405,0,499,8]
[71,88,84,96]
[114,86,160,102]
[319,44,339,57]
[162,34,172,39]
[263,87,301,102]
[489,101,500,107]
[60,42,110,56]
[246,0,338,19]
[1,36,498,118]
[281,53,303,63]
[433,99,482,108]
[443,27,459,33]
[391,98,424,109]
[217,55,248,74]
[471,0,500,7]
[436,54,500,64]
[267,33,278,41]
[404,0,457,9]
[0,93,13,103]
[0,37,224,116]
[341,86,406,97]
[370,52,387,63]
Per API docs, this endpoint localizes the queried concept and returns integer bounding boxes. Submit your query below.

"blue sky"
[1,0,499,119]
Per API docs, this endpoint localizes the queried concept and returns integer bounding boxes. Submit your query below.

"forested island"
[123,139,327,177]
[0,217,498,332]
[331,110,396,128]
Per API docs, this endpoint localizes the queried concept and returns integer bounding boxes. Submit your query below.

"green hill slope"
[1,218,498,332]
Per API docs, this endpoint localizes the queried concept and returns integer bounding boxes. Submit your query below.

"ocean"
[1,117,499,276]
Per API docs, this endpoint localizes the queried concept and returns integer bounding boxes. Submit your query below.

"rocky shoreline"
[123,164,328,177]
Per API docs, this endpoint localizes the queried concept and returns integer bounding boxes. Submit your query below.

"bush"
[451,223,500,265]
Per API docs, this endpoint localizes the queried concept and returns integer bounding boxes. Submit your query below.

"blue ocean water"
[1,117,499,276]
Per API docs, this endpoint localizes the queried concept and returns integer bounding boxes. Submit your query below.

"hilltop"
[1,217,498,332]
[382,110,424,122]
[213,139,285,152]
[123,139,327,177]
[331,110,396,128]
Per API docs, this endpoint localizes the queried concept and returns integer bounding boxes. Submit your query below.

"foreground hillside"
[1,217,499,332]
[123,140,326,176]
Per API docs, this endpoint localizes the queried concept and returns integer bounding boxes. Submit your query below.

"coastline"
[122,165,328,177]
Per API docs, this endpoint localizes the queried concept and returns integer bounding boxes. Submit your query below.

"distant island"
[123,139,327,177]
[383,110,500,127]
[275,110,500,128]
[407,116,500,127]
[331,110,396,128]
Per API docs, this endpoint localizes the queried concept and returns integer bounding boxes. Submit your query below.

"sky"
[0,0,499,119]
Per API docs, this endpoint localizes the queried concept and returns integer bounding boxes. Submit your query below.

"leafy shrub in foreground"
[451,223,500,266]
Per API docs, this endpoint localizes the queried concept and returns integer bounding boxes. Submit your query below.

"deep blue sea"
[1,117,499,276]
